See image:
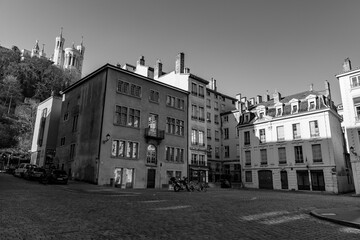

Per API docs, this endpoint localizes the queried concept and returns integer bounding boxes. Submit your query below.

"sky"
[1,0,360,105]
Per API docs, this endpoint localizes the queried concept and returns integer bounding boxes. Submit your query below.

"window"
[206,99,211,108]
[199,131,205,146]
[223,115,229,122]
[199,107,205,122]
[166,117,176,134]
[292,104,298,114]
[276,107,282,117]
[60,137,65,146]
[199,155,205,165]
[111,140,138,159]
[128,108,140,128]
[260,149,267,165]
[207,112,211,122]
[278,147,286,164]
[215,147,220,158]
[309,101,315,110]
[70,144,76,161]
[245,150,251,166]
[191,83,197,96]
[214,114,219,124]
[72,114,79,132]
[224,146,230,158]
[312,144,322,162]
[351,75,360,88]
[215,130,220,141]
[236,144,240,157]
[309,120,319,137]
[166,146,175,162]
[191,129,198,145]
[63,112,69,121]
[191,154,198,165]
[292,123,301,139]
[146,145,157,164]
[175,148,184,163]
[277,126,284,141]
[356,106,360,122]
[221,104,225,111]
[175,120,184,136]
[214,102,219,110]
[177,99,185,110]
[207,90,211,96]
[245,171,252,182]
[244,131,250,145]
[259,112,264,119]
[207,128,211,139]
[149,90,159,102]
[224,128,229,139]
[191,105,197,120]
[117,80,141,97]
[259,129,266,143]
[207,145,212,157]
[199,85,204,98]
[115,106,127,125]
[166,95,175,107]
[294,146,304,163]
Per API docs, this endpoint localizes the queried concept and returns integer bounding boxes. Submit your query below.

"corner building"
[237,82,352,193]
[55,64,188,188]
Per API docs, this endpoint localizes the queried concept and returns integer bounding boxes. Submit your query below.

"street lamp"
[102,133,111,143]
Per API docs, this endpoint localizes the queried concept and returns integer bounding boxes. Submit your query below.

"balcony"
[144,128,165,143]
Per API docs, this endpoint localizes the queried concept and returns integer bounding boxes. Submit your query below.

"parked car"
[40,169,68,184]
[23,165,37,180]
[14,163,37,178]
[220,179,232,188]
[28,167,46,180]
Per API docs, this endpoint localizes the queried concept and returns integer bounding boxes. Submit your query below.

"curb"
[310,210,360,230]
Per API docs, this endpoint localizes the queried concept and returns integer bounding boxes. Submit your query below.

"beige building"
[30,95,62,167]
[237,82,352,193]
[336,58,360,194]
[55,64,188,188]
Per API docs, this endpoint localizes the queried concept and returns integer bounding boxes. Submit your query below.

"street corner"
[310,208,360,230]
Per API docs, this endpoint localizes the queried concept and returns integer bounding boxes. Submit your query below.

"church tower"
[53,28,65,67]
[31,40,40,58]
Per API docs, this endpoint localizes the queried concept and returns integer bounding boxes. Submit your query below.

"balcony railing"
[144,128,165,141]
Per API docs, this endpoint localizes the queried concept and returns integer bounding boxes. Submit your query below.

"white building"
[237,82,352,193]
[30,95,62,167]
[336,58,360,194]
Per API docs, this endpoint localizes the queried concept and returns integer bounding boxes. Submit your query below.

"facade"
[30,95,62,167]
[124,54,239,183]
[237,82,352,193]
[55,64,188,188]
[336,58,360,194]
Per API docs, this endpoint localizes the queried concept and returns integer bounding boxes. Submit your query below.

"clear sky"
[1,0,360,105]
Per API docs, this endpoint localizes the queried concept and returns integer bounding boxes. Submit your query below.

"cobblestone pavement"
[1,173,360,240]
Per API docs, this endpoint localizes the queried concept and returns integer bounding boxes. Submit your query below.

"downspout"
[96,68,108,184]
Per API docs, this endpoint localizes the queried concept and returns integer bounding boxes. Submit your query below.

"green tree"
[0,75,23,113]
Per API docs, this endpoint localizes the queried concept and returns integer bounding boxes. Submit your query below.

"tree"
[0,75,23,113]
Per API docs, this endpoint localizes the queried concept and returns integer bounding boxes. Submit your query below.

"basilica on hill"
[21,28,85,80]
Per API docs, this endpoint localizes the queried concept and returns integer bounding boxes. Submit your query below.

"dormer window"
[259,112,264,119]
[309,101,315,110]
[306,95,317,111]
[291,104,298,114]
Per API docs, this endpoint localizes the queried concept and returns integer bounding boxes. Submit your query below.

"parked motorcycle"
[170,177,193,192]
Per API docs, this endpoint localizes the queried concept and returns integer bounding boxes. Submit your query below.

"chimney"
[235,93,241,110]
[211,78,217,91]
[137,56,145,66]
[325,80,331,99]
[241,97,247,103]
[175,52,185,74]
[264,90,270,102]
[256,95,262,104]
[273,91,281,103]
[154,59,162,79]
[310,83,314,91]
[343,58,352,72]
[184,67,190,74]
[249,97,255,106]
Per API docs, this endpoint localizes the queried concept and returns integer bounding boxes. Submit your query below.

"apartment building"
[55,63,188,188]
[336,58,360,194]
[237,82,352,193]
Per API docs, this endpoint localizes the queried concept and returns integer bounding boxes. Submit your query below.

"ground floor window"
[114,168,134,188]
[296,170,310,190]
[245,171,252,182]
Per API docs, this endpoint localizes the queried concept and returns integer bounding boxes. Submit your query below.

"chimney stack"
[264,90,270,102]
[175,52,185,74]
[154,59,162,79]
[184,67,190,74]
[310,83,314,91]
[211,78,217,91]
[137,56,145,66]
[256,95,262,104]
[235,93,241,110]
[249,97,255,106]
[273,91,281,103]
[325,80,331,99]
[343,58,352,72]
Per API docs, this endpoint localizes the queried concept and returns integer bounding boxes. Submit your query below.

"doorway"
[311,170,325,191]
[280,170,288,189]
[258,170,273,189]
[147,169,156,188]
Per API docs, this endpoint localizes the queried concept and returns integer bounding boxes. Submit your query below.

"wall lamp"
[103,133,110,143]
[350,146,357,156]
